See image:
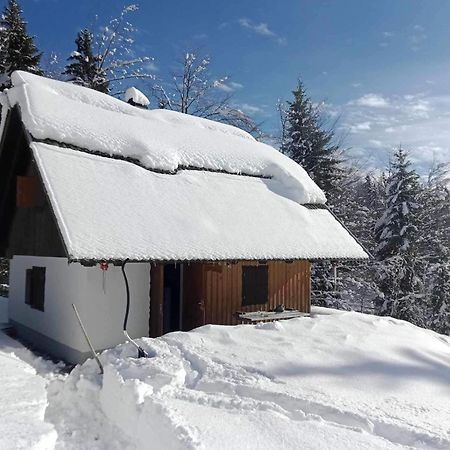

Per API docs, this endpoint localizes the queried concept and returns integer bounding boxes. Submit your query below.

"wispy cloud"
[192,33,208,40]
[353,93,390,108]
[334,91,450,174]
[380,31,394,47]
[238,18,286,45]
[410,25,427,51]
[215,80,244,93]
[379,27,428,51]
[144,61,159,72]
[238,103,264,114]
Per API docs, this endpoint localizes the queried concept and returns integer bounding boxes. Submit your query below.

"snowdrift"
[46,308,450,450]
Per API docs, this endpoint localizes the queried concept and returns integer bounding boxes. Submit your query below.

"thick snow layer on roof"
[32,142,366,261]
[48,308,450,449]
[124,86,150,106]
[8,71,325,204]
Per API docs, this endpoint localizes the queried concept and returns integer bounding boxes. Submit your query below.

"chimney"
[124,87,150,109]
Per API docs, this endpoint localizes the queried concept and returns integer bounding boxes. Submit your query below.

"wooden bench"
[235,310,308,324]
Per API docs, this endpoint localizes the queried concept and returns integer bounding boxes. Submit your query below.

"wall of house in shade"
[9,256,150,363]
[182,260,311,331]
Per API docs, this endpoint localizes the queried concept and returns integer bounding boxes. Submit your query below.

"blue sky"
[19,0,450,173]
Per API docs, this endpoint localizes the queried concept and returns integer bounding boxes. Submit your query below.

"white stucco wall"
[9,256,150,357]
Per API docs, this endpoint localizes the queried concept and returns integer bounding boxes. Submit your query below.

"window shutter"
[242,266,268,306]
[26,267,46,311]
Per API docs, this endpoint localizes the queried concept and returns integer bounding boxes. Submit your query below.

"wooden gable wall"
[0,107,66,258]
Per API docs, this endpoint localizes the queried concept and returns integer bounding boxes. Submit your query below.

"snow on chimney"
[124,87,150,109]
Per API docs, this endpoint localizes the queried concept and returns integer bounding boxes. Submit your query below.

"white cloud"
[335,92,450,174]
[215,81,244,93]
[380,31,394,47]
[144,61,159,72]
[350,121,372,133]
[369,139,383,148]
[193,33,208,40]
[353,93,390,108]
[238,18,286,45]
[230,81,244,90]
[409,25,427,50]
[239,103,264,114]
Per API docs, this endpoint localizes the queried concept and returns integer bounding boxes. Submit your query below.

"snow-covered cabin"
[0,72,368,363]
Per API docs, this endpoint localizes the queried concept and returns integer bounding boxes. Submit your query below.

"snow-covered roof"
[32,142,367,261]
[5,71,324,205]
[1,71,368,261]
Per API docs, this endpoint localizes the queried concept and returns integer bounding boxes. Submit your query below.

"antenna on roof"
[124,87,150,109]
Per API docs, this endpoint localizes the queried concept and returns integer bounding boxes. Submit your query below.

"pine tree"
[281,81,345,307]
[419,167,450,263]
[374,147,424,323]
[375,147,422,260]
[0,0,42,90]
[420,166,450,333]
[281,81,343,196]
[63,5,154,95]
[63,29,108,93]
[329,173,386,313]
[430,262,450,334]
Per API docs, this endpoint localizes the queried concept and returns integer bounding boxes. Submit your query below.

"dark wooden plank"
[150,264,164,337]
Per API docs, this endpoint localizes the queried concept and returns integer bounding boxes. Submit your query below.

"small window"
[25,267,46,311]
[242,266,268,306]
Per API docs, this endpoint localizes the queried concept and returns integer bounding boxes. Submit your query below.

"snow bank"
[47,309,450,449]
[0,330,58,450]
[32,142,367,261]
[7,71,325,205]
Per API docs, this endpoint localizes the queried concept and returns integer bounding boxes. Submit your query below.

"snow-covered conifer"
[281,81,343,196]
[429,262,450,334]
[63,5,153,94]
[0,0,42,90]
[375,147,422,260]
[374,147,424,323]
[63,29,108,93]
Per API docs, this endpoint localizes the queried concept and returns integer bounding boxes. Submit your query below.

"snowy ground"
[0,297,59,450]
[1,301,450,449]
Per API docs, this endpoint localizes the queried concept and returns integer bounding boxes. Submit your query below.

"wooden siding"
[0,108,66,258]
[182,260,311,330]
[7,164,66,258]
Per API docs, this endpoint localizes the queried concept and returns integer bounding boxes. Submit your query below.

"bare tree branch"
[151,51,260,136]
